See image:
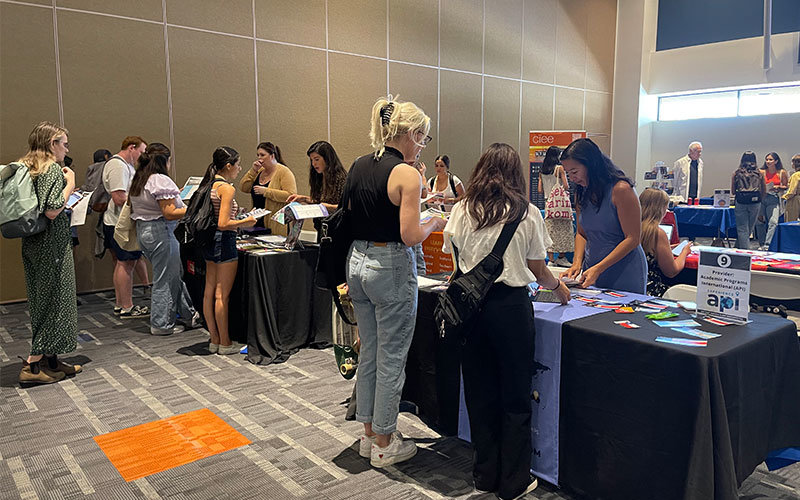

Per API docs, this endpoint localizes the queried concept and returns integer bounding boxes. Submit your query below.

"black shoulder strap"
[488,217,522,261]
[449,173,457,196]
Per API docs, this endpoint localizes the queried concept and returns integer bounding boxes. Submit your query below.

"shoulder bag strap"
[449,173,457,196]
[488,217,522,261]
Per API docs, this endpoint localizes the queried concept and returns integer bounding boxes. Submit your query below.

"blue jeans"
[136,218,195,331]
[413,242,426,276]
[734,202,759,249]
[757,194,780,247]
[347,240,418,435]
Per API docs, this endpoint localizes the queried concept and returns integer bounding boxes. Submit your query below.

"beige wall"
[0,0,616,302]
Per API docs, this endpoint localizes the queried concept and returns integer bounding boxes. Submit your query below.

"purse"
[113,200,139,251]
[434,218,521,341]
[315,188,356,325]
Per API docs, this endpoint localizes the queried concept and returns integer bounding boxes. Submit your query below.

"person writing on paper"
[287,141,347,211]
[129,143,200,336]
[783,154,800,222]
[560,138,647,293]
[345,96,446,468]
[756,152,789,250]
[427,155,464,205]
[202,147,257,355]
[286,141,348,240]
[537,145,573,266]
[239,141,297,235]
[672,141,703,203]
[639,188,691,297]
[443,143,569,500]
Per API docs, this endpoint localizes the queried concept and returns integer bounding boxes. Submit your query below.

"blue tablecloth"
[457,288,651,485]
[672,206,737,238]
[768,222,800,254]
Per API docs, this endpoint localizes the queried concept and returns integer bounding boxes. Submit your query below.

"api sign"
[696,250,751,323]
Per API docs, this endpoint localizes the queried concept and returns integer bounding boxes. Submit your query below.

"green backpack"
[0,162,49,238]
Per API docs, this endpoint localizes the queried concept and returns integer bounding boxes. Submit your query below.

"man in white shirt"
[102,136,149,318]
[672,141,704,203]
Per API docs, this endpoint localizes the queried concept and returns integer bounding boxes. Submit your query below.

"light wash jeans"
[734,202,760,249]
[136,218,195,332]
[757,193,781,247]
[413,242,426,276]
[347,240,418,435]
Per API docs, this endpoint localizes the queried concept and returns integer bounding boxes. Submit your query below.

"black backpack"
[429,173,458,196]
[175,181,221,246]
[434,218,521,341]
[734,166,762,205]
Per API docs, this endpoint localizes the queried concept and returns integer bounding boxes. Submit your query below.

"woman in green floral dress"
[18,121,82,386]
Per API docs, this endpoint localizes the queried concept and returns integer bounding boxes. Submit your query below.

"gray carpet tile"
[0,291,798,500]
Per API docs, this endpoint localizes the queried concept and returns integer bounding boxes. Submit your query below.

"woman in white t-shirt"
[427,155,464,204]
[442,143,569,500]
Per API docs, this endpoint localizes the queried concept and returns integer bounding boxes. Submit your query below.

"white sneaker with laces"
[150,325,185,336]
[370,431,417,468]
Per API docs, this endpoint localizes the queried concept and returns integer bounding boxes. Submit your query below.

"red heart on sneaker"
[379,454,384,458]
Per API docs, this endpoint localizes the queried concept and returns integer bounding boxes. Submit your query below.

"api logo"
[707,293,740,312]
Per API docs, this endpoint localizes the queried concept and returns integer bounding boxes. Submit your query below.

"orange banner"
[529,131,586,162]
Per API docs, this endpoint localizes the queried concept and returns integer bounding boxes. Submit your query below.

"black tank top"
[344,146,404,243]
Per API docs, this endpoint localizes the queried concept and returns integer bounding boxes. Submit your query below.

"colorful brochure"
[670,327,721,339]
[655,336,708,347]
[654,319,701,328]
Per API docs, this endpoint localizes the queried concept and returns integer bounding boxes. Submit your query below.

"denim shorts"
[103,223,143,261]
[202,230,238,263]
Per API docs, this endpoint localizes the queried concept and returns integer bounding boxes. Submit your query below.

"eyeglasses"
[418,134,432,146]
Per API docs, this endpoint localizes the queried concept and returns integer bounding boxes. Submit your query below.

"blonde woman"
[346,96,446,467]
[17,121,82,386]
[639,188,692,297]
[239,141,297,235]
[782,154,800,222]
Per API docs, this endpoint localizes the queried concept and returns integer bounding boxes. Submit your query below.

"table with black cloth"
[559,310,800,500]
[181,242,332,365]
[402,288,800,500]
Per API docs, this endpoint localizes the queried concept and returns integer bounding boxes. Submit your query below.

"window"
[657,84,800,121]
[658,91,738,121]
[738,85,800,116]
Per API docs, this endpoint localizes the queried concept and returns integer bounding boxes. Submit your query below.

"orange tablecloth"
[422,232,454,274]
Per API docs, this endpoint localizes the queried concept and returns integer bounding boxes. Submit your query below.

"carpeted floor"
[0,289,798,500]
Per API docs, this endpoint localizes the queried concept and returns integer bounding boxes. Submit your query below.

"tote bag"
[545,184,572,219]
[113,201,139,251]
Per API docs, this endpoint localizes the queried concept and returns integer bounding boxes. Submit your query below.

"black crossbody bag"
[434,218,521,341]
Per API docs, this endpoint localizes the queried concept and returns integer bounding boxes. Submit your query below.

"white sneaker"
[358,434,376,458]
[217,342,245,355]
[508,477,538,500]
[370,431,417,468]
[208,343,219,354]
[555,257,572,267]
[150,325,185,336]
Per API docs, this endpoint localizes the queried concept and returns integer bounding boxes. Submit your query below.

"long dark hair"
[129,143,171,197]
[258,141,285,165]
[560,138,633,210]
[540,145,561,175]
[200,146,240,187]
[740,151,757,169]
[307,141,345,202]
[435,155,450,169]
[464,143,529,230]
[762,151,784,171]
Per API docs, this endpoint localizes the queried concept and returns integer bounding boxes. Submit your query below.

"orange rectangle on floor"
[94,407,251,481]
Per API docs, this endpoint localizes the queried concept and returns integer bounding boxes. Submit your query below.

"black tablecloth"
[402,287,462,436]
[559,311,800,500]
[181,243,332,365]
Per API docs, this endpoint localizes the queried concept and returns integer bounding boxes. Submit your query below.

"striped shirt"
[210,179,238,231]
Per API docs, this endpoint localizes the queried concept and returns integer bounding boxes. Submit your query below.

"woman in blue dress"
[559,138,647,294]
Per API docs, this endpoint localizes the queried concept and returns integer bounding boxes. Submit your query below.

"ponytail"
[369,95,430,159]
[200,146,239,187]
[257,141,285,166]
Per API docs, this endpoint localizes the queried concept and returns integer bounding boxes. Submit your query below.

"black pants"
[461,283,535,499]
